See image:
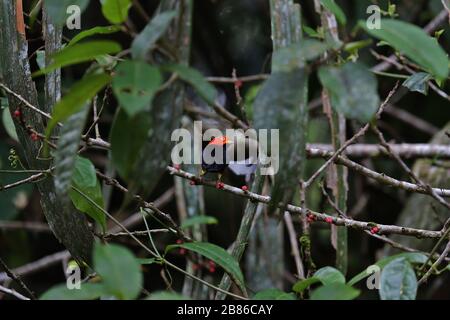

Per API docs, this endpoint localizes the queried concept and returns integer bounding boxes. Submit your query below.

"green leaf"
[131,11,177,60]
[181,216,218,229]
[253,289,296,300]
[314,266,346,285]
[94,243,143,300]
[2,106,18,141]
[402,72,432,95]
[147,291,190,300]
[253,70,308,213]
[272,39,331,72]
[318,62,380,122]
[166,242,246,294]
[68,25,122,46]
[69,159,106,231]
[43,0,89,27]
[33,41,122,77]
[112,60,163,116]
[110,109,152,179]
[348,252,427,286]
[321,0,347,25]
[40,283,105,300]
[311,283,360,300]
[380,258,417,300]
[72,156,97,188]
[45,73,111,140]
[100,0,132,24]
[360,19,449,81]
[163,64,217,105]
[292,277,321,293]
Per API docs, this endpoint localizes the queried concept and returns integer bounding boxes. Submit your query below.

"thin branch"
[284,211,305,279]
[168,166,444,239]
[305,83,399,187]
[0,284,30,300]
[0,257,35,299]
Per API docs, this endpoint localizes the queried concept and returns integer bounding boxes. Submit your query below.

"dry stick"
[322,188,449,262]
[305,83,399,188]
[0,189,174,282]
[310,148,450,197]
[372,126,450,211]
[0,221,50,233]
[418,240,450,285]
[0,284,30,300]
[383,105,439,136]
[284,212,305,279]
[0,170,50,191]
[168,166,443,239]
[0,257,35,299]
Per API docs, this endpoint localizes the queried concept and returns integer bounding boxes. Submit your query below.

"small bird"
[201,136,233,183]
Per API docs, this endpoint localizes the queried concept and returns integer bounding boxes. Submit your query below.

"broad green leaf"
[147,291,190,300]
[72,156,97,188]
[181,215,218,229]
[94,243,143,300]
[272,39,331,72]
[253,70,308,213]
[54,109,91,210]
[314,266,346,285]
[292,277,321,293]
[2,106,18,141]
[402,72,432,95]
[68,25,122,46]
[40,283,105,300]
[348,252,427,286]
[318,62,380,122]
[33,41,122,77]
[311,283,360,300]
[163,64,217,105]
[43,0,89,27]
[100,0,132,24]
[70,177,106,231]
[131,11,177,60]
[112,60,162,116]
[253,288,296,300]
[110,109,152,179]
[360,19,449,81]
[321,0,347,25]
[166,242,246,294]
[380,258,417,300]
[45,73,111,139]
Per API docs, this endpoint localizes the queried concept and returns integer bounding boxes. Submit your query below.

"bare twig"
[284,212,305,279]
[0,284,30,300]
[0,257,35,299]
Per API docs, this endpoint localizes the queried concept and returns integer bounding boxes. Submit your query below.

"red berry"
[208,266,216,273]
[30,133,39,141]
[241,185,248,192]
[176,239,183,244]
[216,181,224,189]
[370,226,380,234]
[179,248,186,255]
[13,109,21,118]
[174,164,181,170]
[234,80,243,89]
[208,260,216,268]
[325,217,333,224]
[190,180,196,186]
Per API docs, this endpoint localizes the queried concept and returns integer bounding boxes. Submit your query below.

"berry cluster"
[370,226,380,234]
[215,181,225,189]
[13,108,41,142]
[306,213,316,223]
